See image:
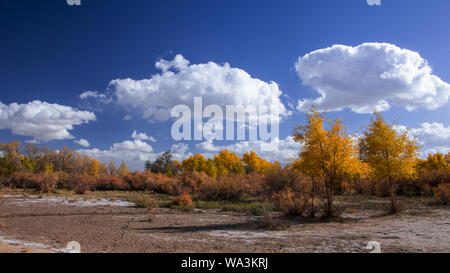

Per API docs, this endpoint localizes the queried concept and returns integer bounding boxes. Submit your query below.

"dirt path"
[0,195,449,253]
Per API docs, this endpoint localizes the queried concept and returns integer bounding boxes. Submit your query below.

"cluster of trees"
[0,110,449,216]
[144,149,275,178]
[0,141,130,179]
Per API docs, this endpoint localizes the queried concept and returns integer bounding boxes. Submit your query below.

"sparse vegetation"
[0,111,448,227]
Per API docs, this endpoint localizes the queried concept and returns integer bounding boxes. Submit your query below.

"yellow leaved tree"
[242,151,273,174]
[293,110,365,217]
[359,112,419,214]
[213,150,245,176]
[416,153,449,173]
[182,154,218,177]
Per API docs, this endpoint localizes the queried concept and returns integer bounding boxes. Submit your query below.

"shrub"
[172,193,193,207]
[199,175,245,201]
[180,171,213,193]
[241,173,265,197]
[416,169,450,196]
[8,172,41,190]
[145,173,183,195]
[259,214,290,230]
[434,184,450,205]
[132,194,159,209]
[94,176,128,191]
[124,171,147,191]
[277,188,308,216]
[72,174,95,194]
[264,166,310,195]
[39,173,58,193]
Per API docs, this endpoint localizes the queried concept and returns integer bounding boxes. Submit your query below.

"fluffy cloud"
[79,139,190,170]
[423,146,450,155]
[79,91,106,100]
[110,54,288,122]
[74,138,90,147]
[394,122,450,156]
[131,130,156,142]
[0,100,96,141]
[79,140,155,169]
[409,122,450,143]
[367,0,381,6]
[123,115,132,121]
[295,43,450,113]
[196,136,301,163]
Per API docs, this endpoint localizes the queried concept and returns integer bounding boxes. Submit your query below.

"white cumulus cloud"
[110,54,288,122]
[79,91,106,100]
[131,130,156,142]
[394,122,450,156]
[367,0,381,6]
[79,139,191,170]
[295,43,450,113]
[0,100,96,141]
[74,138,90,147]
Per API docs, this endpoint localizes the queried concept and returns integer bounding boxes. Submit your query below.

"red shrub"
[172,193,193,207]
[71,174,95,194]
[124,171,147,191]
[39,173,58,193]
[181,172,214,193]
[434,183,450,205]
[8,172,41,190]
[199,175,245,201]
[241,173,265,197]
[140,172,183,195]
[94,176,129,191]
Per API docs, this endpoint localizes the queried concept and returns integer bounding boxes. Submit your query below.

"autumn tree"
[87,159,102,178]
[119,161,129,177]
[359,112,419,214]
[417,153,449,173]
[242,151,272,174]
[213,150,245,176]
[293,110,365,217]
[148,150,174,174]
[182,154,218,177]
[0,141,22,172]
[108,161,118,176]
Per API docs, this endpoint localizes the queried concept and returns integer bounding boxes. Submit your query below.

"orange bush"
[8,172,41,190]
[124,171,147,191]
[39,173,58,193]
[199,175,245,201]
[264,165,311,194]
[277,188,308,216]
[181,171,214,193]
[434,184,450,205]
[71,174,96,194]
[172,193,193,207]
[94,176,128,191]
[241,173,265,197]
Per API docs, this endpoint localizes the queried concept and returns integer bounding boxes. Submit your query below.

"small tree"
[144,160,152,172]
[359,112,419,214]
[149,150,174,174]
[119,161,129,178]
[293,110,364,218]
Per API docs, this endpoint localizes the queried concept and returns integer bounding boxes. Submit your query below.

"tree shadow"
[136,221,257,234]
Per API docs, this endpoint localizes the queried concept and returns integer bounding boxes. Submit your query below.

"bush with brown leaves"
[434,183,450,205]
[172,193,193,207]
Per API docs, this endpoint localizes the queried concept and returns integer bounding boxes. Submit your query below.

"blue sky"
[1,0,449,170]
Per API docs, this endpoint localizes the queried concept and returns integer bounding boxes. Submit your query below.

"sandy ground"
[0,194,449,253]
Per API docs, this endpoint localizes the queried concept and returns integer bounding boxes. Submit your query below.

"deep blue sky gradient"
[0,0,449,160]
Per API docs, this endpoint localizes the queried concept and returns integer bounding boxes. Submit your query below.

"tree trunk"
[388,177,398,214]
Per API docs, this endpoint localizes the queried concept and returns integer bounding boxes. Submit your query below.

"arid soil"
[0,194,449,253]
